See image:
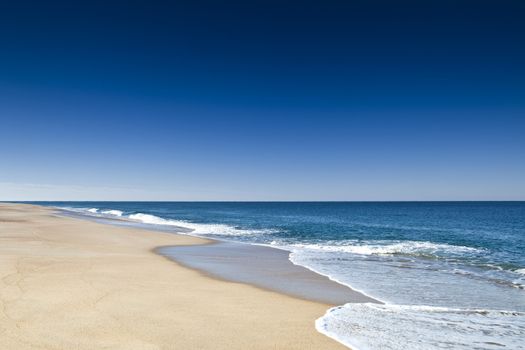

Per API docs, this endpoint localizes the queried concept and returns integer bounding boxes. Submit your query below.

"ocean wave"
[128,213,186,227]
[128,212,275,236]
[291,240,482,257]
[515,268,525,275]
[61,207,123,217]
[513,269,525,290]
[59,207,100,215]
[316,303,525,350]
[100,209,123,217]
[59,207,275,236]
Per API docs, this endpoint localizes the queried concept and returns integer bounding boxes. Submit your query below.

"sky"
[0,0,524,201]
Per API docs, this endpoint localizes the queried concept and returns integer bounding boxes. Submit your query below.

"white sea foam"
[60,207,124,217]
[59,207,274,236]
[291,240,482,257]
[61,207,102,216]
[128,213,275,236]
[128,213,183,226]
[316,303,525,350]
[100,210,123,217]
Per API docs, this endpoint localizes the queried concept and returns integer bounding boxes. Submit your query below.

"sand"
[0,203,346,349]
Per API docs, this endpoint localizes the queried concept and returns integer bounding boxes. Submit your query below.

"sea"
[30,201,525,350]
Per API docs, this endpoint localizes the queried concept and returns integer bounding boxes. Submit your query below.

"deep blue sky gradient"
[1,0,524,200]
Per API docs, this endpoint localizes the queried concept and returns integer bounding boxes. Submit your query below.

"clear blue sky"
[1,0,524,200]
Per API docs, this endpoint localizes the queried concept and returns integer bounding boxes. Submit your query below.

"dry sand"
[0,203,346,349]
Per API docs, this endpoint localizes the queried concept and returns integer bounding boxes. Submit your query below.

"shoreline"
[0,203,347,349]
[57,206,379,305]
[57,205,380,349]
[157,241,378,305]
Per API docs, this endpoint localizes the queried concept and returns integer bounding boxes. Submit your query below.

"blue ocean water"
[33,201,525,349]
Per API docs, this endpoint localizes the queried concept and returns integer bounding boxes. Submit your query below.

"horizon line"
[4,200,525,203]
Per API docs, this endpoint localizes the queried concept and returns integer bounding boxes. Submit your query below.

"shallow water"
[158,241,376,305]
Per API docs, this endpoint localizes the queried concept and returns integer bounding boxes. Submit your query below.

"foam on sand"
[316,303,525,350]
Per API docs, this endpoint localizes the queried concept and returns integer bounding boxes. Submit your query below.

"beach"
[0,203,346,349]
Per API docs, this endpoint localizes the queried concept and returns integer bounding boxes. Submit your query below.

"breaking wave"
[62,207,123,217]
[101,209,123,216]
[290,240,483,258]
[127,212,275,236]
[59,207,275,236]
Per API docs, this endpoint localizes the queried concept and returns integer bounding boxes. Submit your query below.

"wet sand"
[158,241,378,305]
